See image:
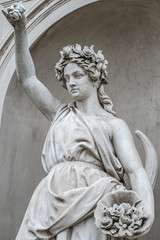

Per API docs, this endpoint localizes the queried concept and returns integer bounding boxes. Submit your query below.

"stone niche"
[0,0,159,239]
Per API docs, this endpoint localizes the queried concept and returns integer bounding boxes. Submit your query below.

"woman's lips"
[71,88,78,93]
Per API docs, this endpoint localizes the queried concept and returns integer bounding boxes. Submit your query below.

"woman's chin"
[71,93,85,101]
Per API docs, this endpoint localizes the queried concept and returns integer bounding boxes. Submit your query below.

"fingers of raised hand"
[2,9,15,25]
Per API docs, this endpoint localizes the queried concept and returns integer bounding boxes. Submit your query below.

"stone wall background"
[0,1,160,239]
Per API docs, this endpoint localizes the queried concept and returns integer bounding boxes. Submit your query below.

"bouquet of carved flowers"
[94,190,147,238]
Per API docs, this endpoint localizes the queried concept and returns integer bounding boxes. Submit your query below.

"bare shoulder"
[108,117,130,137]
[109,117,128,128]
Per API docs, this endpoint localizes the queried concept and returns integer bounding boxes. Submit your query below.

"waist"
[51,160,105,172]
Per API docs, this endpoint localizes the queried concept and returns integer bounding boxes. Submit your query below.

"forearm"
[113,120,155,217]
[15,27,35,82]
[129,167,154,218]
[2,3,62,120]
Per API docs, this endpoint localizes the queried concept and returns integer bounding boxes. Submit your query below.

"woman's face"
[64,63,96,101]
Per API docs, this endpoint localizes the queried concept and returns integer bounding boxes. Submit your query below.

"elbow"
[127,165,145,179]
[127,166,153,190]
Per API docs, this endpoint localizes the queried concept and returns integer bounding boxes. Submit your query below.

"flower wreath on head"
[55,44,109,88]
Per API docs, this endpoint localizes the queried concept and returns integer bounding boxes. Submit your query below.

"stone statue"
[2,2,158,240]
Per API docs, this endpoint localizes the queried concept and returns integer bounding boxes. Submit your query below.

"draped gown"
[16,102,130,240]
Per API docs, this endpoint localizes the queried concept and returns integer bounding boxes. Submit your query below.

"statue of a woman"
[2,3,156,240]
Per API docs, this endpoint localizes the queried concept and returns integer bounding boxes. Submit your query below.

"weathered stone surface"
[0,1,159,240]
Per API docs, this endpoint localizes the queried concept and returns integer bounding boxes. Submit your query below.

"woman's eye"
[74,73,83,78]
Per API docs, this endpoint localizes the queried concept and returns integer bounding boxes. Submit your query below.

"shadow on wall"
[0,0,160,239]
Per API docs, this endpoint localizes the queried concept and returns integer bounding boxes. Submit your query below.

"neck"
[75,92,102,115]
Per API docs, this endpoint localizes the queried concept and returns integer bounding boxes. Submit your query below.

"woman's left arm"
[112,119,154,237]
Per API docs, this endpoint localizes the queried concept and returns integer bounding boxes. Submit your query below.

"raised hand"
[2,1,26,30]
[2,1,61,120]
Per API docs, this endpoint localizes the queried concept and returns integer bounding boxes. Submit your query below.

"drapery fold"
[16,103,127,240]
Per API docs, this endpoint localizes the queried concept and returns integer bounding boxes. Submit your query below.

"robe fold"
[16,103,128,240]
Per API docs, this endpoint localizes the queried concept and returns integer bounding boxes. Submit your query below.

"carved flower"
[96,62,103,71]
[110,226,119,235]
[101,217,113,230]
[95,52,108,75]
[17,2,25,13]
[120,215,133,225]
[120,203,131,212]
[73,44,82,54]
[127,206,143,217]
[96,50,105,62]
[60,45,73,58]
[109,204,125,221]
[55,62,62,71]
[82,45,94,59]
[68,53,81,59]
[118,227,134,237]
[7,1,25,21]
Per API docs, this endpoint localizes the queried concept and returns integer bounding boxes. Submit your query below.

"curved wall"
[0,1,160,239]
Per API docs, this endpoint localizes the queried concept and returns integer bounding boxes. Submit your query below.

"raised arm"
[2,3,61,121]
[112,119,154,238]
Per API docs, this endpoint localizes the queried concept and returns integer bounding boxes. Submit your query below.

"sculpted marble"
[2,3,158,240]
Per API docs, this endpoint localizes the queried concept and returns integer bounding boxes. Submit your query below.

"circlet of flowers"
[55,44,109,88]
[101,203,145,238]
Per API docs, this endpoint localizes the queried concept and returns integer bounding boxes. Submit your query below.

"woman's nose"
[68,77,76,86]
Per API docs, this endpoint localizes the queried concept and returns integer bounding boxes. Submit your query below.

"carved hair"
[55,44,116,116]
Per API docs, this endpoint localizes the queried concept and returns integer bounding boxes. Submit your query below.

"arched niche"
[0,1,160,239]
[0,0,98,125]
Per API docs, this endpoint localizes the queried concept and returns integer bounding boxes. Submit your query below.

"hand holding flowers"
[94,190,148,238]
